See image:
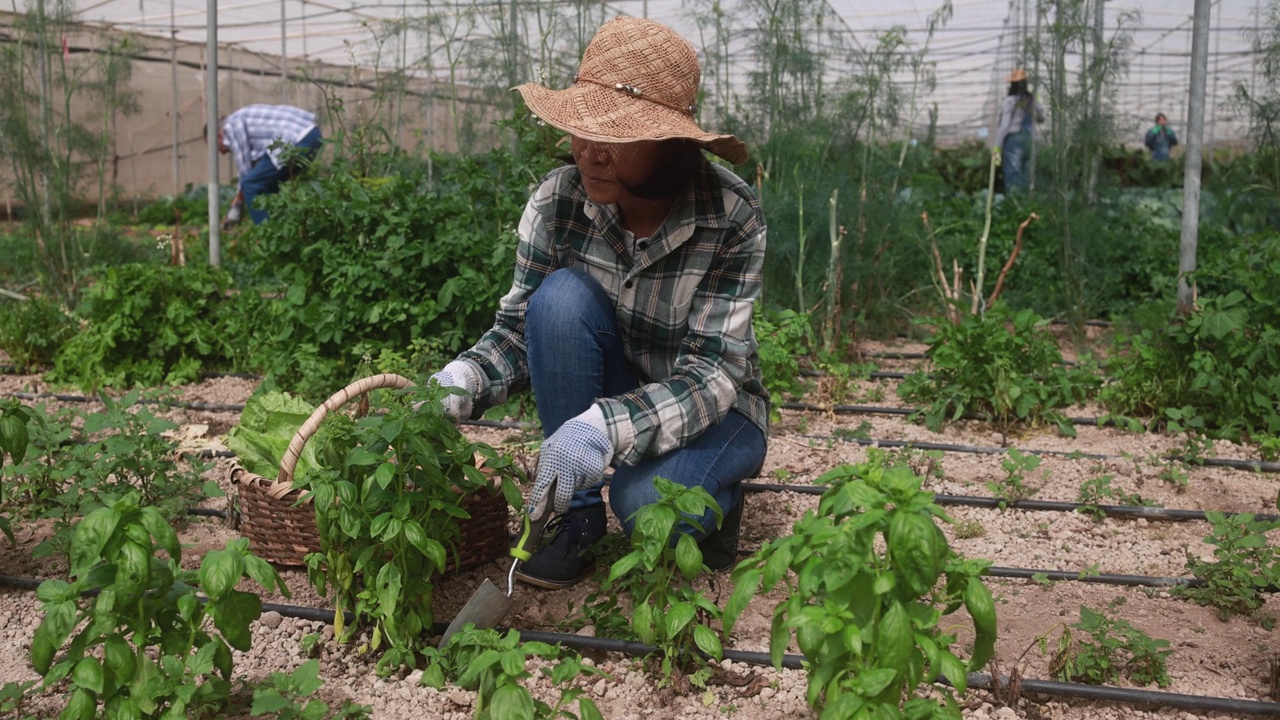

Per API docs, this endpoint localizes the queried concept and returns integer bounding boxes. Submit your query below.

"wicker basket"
[229,373,509,569]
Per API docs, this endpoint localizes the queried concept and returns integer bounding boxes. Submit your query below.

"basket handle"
[272,373,417,493]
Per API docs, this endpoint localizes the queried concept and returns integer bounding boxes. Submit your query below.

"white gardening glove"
[221,198,243,230]
[529,404,614,518]
[428,360,480,421]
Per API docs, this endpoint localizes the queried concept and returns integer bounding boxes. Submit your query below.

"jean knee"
[527,267,609,335]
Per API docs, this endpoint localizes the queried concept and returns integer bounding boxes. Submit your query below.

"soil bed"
[1,342,1278,719]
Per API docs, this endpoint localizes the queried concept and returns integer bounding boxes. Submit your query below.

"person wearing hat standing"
[426,16,769,588]
[1144,113,1178,161]
[993,69,1045,193]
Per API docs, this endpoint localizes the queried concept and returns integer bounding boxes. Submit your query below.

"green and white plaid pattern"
[459,160,769,465]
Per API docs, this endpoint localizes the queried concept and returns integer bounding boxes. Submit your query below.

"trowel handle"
[511,509,552,564]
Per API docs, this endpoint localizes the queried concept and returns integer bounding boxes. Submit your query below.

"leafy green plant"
[603,477,726,687]
[421,626,607,720]
[32,493,289,719]
[1075,474,1156,520]
[250,659,370,720]
[298,383,523,673]
[1102,240,1280,441]
[240,120,561,400]
[1174,511,1280,620]
[898,303,1100,436]
[0,296,76,371]
[1049,607,1172,687]
[752,308,813,418]
[3,391,218,563]
[49,263,245,389]
[986,449,1043,509]
[0,399,34,544]
[726,460,996,719]
[0,679,36,720]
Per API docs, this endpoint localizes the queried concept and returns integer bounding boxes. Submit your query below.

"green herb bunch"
[725,460,996,719]
[298,383,523,673]
[32,493,289,718]
[898,302,1100,436]
[421,626,607,720]
[602,477,726,687]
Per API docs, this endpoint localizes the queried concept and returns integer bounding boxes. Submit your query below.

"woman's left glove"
[529,405,615,518]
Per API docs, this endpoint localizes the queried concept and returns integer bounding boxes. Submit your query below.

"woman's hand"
[427,361,480,421]
[529,405,614,517]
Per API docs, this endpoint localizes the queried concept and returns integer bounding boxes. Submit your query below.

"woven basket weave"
[230,373,509,569]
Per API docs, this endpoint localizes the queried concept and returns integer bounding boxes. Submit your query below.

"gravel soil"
[2,339,1279,720]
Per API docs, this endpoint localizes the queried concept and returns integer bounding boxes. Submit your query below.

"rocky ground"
[1,339,1279,720]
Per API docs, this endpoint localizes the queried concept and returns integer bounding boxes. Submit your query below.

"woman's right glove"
[528,405,615,518]
[428,360,480,421]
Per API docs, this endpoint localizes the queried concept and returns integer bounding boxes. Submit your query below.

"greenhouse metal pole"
[171,1,180,194]
[280,0,288,99]
[1177,0,1210,316]
[207,0,221,267]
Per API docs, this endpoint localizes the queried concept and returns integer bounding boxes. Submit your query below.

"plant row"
[3,388,1276,719]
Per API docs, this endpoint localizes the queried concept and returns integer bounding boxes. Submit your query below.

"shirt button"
[637,241,648,250]
[624,280,634,289]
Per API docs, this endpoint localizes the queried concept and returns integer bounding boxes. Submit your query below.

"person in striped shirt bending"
[208,104,322,227]
[427,16,770,589]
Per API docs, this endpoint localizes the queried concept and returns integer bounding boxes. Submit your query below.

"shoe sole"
[513,566,593,590]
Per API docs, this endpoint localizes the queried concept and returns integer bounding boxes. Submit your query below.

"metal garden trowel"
[437,481,554,648]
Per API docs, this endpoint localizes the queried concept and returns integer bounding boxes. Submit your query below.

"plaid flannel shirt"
[221,105,317,178]
[459,160,770,465]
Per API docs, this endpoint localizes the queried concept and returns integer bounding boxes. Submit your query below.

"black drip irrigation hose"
[741,481,1280,523]
[796,429,1280,473]
[783,400,1131,429]
[0,575,1274,716]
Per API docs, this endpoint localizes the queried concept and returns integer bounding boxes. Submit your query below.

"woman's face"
[571,137,665,205]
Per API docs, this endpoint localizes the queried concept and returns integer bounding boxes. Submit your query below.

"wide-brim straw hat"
[1008,68,1028,83]
[514,16,748,165]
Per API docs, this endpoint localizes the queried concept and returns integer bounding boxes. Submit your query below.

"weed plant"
[2,393,218,563]
[249,660,370,720]
[1174,511,1280,622]
[1049,607,1172,687]
[898,303,1100,436]
[421,627,607,720]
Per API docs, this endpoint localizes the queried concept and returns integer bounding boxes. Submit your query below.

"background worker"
[993,69,1045,193]
[1144,113,1179,161]
[209,104,322,228]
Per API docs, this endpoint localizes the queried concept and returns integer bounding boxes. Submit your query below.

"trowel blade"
[437,578,515,648]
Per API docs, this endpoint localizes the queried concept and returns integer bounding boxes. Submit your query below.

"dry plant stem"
[971,150,1000,315]
[923,212,959,324]
[987,212,1041,307]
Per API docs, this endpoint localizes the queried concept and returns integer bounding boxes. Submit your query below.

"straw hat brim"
[515,82,748,165]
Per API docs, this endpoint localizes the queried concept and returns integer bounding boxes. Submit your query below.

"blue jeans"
[1002,130,1031,193]
[241,126,323,224]
[525,267,767,539]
